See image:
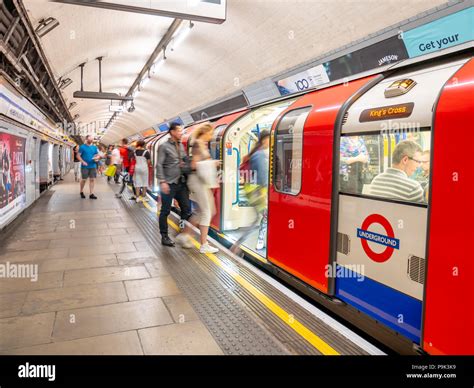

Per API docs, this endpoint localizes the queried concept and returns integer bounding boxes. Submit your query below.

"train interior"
[220,98,297,257]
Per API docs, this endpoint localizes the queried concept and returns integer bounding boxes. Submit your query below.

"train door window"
[339,129,431,204]
[273,107,310,195]
[210,125,226,160]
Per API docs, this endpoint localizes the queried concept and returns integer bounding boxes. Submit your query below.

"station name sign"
[359,103,414,122]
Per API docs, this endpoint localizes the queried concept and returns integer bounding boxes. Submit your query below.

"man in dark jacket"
[156,123,195,247]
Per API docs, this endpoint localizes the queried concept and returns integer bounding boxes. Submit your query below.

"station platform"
[0,172,383,356]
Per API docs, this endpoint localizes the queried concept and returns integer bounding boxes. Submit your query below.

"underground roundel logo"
[357,214,400,263]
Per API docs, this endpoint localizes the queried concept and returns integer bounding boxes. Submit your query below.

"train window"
[339,129,431,204]
[210,124,226,160]
[274,107,310,195]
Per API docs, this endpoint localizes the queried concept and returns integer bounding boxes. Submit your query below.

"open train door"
[267,77,376,293]
[208,110,248,231]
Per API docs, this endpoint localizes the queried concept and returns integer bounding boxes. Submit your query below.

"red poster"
[0,131,26,226]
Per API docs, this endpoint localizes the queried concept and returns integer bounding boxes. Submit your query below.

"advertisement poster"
[0,130,26,228]
[276,64,330,95]
[402,7,474,58]
[323,35,408,81]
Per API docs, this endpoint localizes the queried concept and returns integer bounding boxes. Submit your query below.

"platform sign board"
[402,7,474,58]
[0,129,26,229]
[55,0,227,24]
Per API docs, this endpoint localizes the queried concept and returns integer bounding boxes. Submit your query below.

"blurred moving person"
[73,145,81,182]
[111,145,121,184]
[97,145,106,176]
[132,140,151,203]
[156,123,194,248]
[105,145,114,182]
[119,138,136,199]
[187,123,220,254]
[231,130,270,254]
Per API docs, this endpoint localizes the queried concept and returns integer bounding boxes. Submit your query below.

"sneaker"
[135,197,141,203]
[130,196,136,201]
[161,235,175,247]
[175,233,194,249]
[89,194,98,200]
[80,192,86,199]
[115,193,122,198]
[200,243,219,254]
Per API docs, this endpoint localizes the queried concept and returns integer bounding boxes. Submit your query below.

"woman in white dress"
[187,123,220,254]
[132,140,151,203]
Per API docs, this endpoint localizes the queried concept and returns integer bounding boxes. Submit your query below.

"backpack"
[134,150,148,171]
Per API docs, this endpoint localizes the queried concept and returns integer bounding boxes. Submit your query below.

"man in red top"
[118,138,136,200]
[119,138,131,171]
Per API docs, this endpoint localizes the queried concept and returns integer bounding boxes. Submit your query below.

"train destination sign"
[359,102,414,122]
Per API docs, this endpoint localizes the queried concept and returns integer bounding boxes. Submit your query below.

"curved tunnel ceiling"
[23,0,446,144]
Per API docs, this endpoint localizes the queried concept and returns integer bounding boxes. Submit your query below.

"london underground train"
[0,75,75,230]
[146,48,473,355]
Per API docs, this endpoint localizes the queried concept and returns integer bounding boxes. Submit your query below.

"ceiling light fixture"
[35,17,60,38]
[151,56,166,75]
[171,20,194,51]
[59,78,73,90]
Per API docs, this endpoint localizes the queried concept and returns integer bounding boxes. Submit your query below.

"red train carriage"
[150,50,474,355]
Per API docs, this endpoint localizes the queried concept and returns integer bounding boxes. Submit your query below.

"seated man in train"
[369,140,424,203]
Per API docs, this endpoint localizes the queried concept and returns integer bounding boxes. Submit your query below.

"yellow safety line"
[136,195,339,355]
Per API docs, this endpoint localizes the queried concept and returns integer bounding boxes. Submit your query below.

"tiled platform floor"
[0,172,223,355]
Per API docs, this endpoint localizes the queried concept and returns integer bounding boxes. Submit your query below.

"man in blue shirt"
[77,135,99,199]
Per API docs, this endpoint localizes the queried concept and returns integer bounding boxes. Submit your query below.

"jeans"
[159,181,192,236]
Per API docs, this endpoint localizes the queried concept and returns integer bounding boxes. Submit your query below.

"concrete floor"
[0,172,223,355]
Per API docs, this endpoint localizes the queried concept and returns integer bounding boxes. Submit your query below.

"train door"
[52,144,60,182]
[39,140,50,192]
[25,135,38,207]
[221,99,296,257]
[267,77,376,293]
[33,137,40,199]
[333,56,469,344]
[61,145,67,177]
[208,110,250,232]
[209,124,226,230]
